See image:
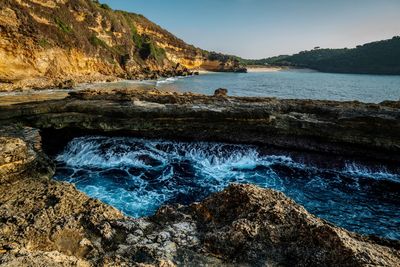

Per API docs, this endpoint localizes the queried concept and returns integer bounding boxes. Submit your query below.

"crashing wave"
[54,136,400,240]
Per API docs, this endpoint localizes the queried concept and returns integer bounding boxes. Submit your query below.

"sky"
[100,0,400,59]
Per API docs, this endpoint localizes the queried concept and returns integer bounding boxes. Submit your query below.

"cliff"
[0,0,245,91]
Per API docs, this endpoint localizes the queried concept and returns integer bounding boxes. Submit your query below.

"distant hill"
[243,37,400,75]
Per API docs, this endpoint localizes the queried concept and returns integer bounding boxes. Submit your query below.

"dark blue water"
[151,70,400,103]
[54,136,400,240]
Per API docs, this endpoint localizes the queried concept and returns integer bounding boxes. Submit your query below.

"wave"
[343,162,400,183]
[155,75,191,86]
[54,136,400,240]
[156,77,179,86]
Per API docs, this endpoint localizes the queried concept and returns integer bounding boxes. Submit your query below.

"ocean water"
[54,136,400,240]
[153,70,400,103]
[2,69,399,104]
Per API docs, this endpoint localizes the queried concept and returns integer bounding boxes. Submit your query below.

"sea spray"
[54,136,400,240]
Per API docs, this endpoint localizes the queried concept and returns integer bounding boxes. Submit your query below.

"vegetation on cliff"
[0,0,245,90]
[242,36,400,75]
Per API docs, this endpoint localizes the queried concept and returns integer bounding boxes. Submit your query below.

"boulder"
[187,184,400,266]
[0,127,54,183]
[1,179,399,266]
[57,79,75,89]
[214,88,228,97]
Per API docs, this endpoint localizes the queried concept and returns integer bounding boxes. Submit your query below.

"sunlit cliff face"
[0,0,232,92]
[0,0,238,90]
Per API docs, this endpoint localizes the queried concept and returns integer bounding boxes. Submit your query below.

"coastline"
[246,65,318,73]
[247,66,285,72]
[1,0,399,265]
[1,89,399,266]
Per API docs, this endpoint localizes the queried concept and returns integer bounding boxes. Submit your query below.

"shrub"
[100,3,111,10]
[137,39,166,62]
[89,35,108,48]
[131,26,143,49]
[38,38,50,48]
[149,42,166,62]
[55,18,72,33]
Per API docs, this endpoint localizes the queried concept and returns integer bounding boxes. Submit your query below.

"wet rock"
[0,133,399,267]
[0,127,54,183]
[0,93,400,265]
[1,88,398,161]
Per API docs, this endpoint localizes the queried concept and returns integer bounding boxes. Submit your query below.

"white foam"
[57,137,167,169]
[344,162,400,183]
[54,136,400,239]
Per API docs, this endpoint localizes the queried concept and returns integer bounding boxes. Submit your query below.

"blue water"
[54,136,400,240]
[153,70,400,103]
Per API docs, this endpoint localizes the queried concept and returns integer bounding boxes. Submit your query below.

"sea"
[44,69,400,240]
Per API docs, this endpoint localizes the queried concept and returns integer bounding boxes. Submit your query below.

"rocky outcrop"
[0,122,399,266]
[1,92,400,265]
[213,88,228,97]
[0,126,54,183]
[0,141,399,267]
[0,88,399,161]
[0,177,124,266]
[0,0,246,91]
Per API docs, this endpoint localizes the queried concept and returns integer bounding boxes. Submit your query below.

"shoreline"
[1,89,399,265]
[1,88,399,161]
[247,66,285,72]
[246,65,318,73]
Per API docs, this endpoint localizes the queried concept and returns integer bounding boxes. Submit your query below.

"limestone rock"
[0,95,399,266]
[1,89,399,161]
[1,179,399,266]
[0,127,54,183]
[189,184,400,266]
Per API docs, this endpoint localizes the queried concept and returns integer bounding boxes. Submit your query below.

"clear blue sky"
[100,0,400,59]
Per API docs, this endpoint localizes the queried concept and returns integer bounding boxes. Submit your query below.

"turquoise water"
[55,136,400,240]
[52,70,400,240]
[154,70,400,103]
[1,69,399,104]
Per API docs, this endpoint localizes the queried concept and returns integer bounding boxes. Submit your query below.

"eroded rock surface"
[0,97,400,266]
[1,172,399,266]
[0,126,54,183]
[1,88,399,161]
[0,127,400,266]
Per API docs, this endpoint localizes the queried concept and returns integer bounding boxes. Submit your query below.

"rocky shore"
[1,88,400,161]
[1,90,400,266]
[0,126,399,266]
